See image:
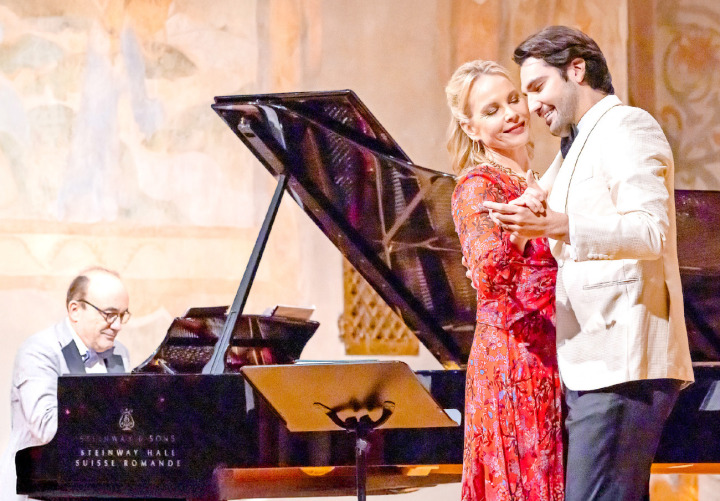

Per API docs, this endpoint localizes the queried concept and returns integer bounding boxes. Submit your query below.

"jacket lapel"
[544,98,623,260]
[61,340,87,374]
[105,354,126,374]
[540,152,563,195]
[554,99,623,214]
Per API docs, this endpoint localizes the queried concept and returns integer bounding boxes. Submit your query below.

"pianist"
[0,267,132,501]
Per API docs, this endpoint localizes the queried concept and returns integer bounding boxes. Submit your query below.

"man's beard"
[549,82,579,138]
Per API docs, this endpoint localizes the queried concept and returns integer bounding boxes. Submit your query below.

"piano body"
[654,189,720,470]
[14,91,720,499]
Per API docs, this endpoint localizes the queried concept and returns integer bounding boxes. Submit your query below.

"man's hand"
[484,199,570,242]
[510,170,547,215]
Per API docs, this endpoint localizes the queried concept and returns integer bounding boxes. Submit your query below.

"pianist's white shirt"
[69,327,108,374]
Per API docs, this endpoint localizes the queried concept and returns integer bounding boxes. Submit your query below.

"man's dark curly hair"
[513,25,614,95]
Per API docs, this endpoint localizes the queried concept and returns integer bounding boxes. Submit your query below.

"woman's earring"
[472,140,481,156]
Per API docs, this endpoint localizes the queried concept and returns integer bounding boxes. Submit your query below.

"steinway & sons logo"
[72,408,182,470]
[119,409,135,431]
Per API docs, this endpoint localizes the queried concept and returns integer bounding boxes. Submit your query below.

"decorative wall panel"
[655,0,720,189]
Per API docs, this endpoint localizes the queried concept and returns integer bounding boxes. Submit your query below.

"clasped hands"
[484,170,555,240]
[461,171,551,281]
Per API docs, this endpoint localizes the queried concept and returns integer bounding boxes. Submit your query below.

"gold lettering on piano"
[71,434,183,470]
[121,459,181,468]
[146,449,176,457]
[79,449,140,457]
[75,459,118,467]
[148,434,176,443]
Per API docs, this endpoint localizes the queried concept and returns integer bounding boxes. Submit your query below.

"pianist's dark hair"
[445,60,533,175]
[513,25,614,95]
[66,266,121,308]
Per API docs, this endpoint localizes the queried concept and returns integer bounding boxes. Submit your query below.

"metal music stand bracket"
[241,361,458,501]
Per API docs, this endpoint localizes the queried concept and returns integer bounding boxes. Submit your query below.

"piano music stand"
[241,361,458,501]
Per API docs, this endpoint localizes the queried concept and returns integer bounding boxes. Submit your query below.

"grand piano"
[14,90,720,499]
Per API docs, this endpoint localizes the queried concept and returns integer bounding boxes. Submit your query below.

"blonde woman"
[446,60,563,500]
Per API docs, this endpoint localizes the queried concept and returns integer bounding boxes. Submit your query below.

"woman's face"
[462,74,530,156]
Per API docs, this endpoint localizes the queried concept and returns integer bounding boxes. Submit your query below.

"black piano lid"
[212,90,476,367]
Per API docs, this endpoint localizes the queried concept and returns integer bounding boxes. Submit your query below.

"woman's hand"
[461,256,472,282]
[510,170,547,215]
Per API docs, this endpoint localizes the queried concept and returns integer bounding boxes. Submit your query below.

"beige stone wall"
[0,0,350,467]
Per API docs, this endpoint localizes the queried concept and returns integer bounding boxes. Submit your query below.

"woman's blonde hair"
[445,60,529,174]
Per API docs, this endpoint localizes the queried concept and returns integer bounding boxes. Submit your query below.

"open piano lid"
[212,90,475,368]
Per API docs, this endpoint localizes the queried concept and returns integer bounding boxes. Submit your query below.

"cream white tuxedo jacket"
[541,95,694,391]
[0,320,131,501]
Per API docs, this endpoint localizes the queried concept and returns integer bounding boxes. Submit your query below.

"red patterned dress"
[452,163,564,501]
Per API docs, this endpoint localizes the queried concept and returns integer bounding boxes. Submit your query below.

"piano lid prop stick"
[202,173,289,374]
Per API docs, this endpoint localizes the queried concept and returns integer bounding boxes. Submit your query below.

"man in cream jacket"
[485,26,694,501]
[0,267,131,500]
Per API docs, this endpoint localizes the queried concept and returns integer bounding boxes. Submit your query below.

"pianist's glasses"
[78,299,132,325]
